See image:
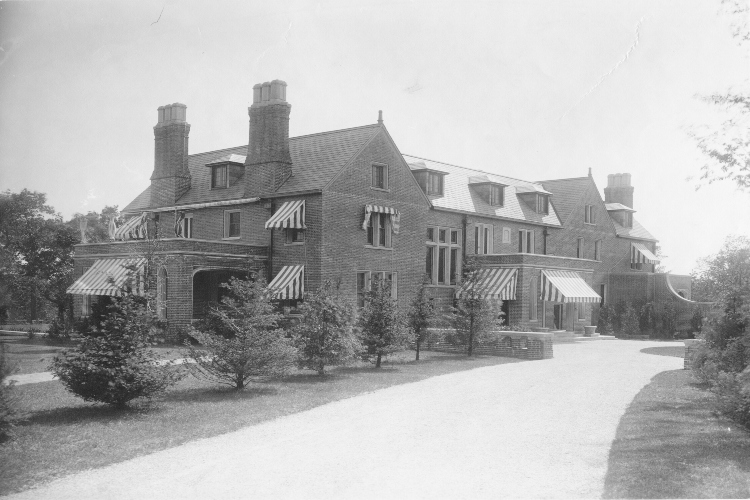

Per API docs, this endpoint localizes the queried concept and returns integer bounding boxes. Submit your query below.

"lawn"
[603,368,750,498]
[0,348,520,496]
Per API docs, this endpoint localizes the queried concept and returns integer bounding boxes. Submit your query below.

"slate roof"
[605,202,635,212]
[538,177,592,225]
[612,218,657,241]
[123,124,380,213]
[403,155,561,226]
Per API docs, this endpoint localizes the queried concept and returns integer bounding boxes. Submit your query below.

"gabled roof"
[403,155,561,226]
[538,177,593,225]
[612,218,657,241]
[123,124,381,213]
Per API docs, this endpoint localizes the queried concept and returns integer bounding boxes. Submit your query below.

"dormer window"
[211,165,228,189]
[469,176,507,207]
[412,168,447,197]
[426,172,444,196]
[490,185,504,206]
[536,195,549,214]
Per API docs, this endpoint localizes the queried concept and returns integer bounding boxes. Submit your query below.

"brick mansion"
[67,79,698,336]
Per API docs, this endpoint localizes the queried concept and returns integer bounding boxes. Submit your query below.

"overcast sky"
[0,0,748,274]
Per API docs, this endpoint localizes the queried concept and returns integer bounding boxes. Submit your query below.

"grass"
[0,349,520,496]
[603,369,750,498]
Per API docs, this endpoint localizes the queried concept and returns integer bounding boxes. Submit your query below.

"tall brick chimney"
[150,103,191,207]
[244,79,292,196]
[604,173,634,209]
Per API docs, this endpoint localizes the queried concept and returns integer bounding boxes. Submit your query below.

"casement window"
[594,240,602,261]
[490,185,504,206]
[177,214,193,238]
[356,270,397,308]
[576,237,584,258]
[426,226,462,285]
[81,295,92,317]
[371,163,388,190]
[224,210,241,238]
[536,195,549,214]
[285,228,304,244]
[625,212,633,228]
[518,229,535,254]
[502,227,511,244]
[529,277,538,321]
[584,205,595,224]
[426,172,444,195]
[211,165,228,189]
[366,212,391,248]
[474,224,494,255]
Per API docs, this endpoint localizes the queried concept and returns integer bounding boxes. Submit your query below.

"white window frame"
[427,225,462,285]
[426,172,444,196]
[81,295,92,317]
[285,227,305,245]
[518,229,535,254]
[529,276,538,321]
[584,205,595,224]
[536,195,549,214]
[576,237,584,259]
[474,223,494,255]
[211,165,228,189]
[489,185,504,206]
[594,239,602,261]
[357,270,397,308]
[371,163,388,190]
[224,210,241,239]
[502,227,511,244]
[366,212,391,248]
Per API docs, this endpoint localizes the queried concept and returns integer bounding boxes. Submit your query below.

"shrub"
[690,307,704,337]
[359,279,410,367]
[597,304,615,335]
[293,280,359,375]
[0,343,20,442]
[639,302,656,335]
[620,303,641,336]
[713,369,750,429]
[407,280,435,361]
[51,293,183,407]
[449,259,500,356]
[185,276,297,389]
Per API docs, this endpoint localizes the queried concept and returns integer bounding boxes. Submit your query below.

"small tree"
[597,303,615,335]
[294,280,359,375]
[186,276,296,389]
[621,303,641,337]
[690,307,704,336]
[451,259,500,356]
[51,291,183,408]
[359,279,409,368]
[407,280,436,361]
[0,343,20,442]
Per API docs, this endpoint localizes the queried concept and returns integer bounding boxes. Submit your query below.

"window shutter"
[488,225,494,254]
[529,230,535,254]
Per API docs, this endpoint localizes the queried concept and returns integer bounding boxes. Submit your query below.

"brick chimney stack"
[150,103,191,207]
[604,173,634,209]
[245,79,292,196]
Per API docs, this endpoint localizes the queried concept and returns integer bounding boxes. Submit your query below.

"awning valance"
[265,200,306,230]
[632,242,659,264]
[67,258,146,296]
[267,265,304,300]
[362,205,400,234]
[114,212,148,241]
[455,268,518,300]
[541,270,600,303]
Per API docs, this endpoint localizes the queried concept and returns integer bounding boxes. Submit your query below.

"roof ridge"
[538,176,590,183]
[190,145,246,158]
[402,154,543,186]
[289,123,380,141]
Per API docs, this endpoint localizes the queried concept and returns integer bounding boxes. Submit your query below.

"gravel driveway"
[6,340,683,499]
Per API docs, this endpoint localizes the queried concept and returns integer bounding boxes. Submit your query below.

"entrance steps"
[552,330,617,343]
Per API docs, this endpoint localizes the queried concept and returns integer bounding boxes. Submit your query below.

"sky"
[0,0,748,274]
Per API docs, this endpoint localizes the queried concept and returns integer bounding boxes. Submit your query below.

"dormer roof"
[205,154,246,166]
[605,202,636,212]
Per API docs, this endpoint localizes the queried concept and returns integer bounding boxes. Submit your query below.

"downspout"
[462,215,468,265]
[268,199,275,282]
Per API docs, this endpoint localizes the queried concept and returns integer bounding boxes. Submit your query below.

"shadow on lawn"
[640,346,685,358]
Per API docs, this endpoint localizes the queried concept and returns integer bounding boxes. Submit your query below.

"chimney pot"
[378,110,383,124]
[253,84,262,104]
[261,82,270,102]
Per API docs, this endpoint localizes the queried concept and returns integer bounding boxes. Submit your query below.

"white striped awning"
[114,212,148,241]
[632,242,659,264]
[66,258,146,296]
[362,205,401,234]
[265,200,307,230]
[267,265,304,300]
[455,268,518,300]
[541,270,600,304]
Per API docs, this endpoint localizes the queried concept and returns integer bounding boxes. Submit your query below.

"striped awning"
[267,265,305,300]
[362,205,401,234]
[455,268,517,300]
[541,270,600,303]
[632,242,659,264]
[66,258,146,296]
[114,212,148,241]
[265,200,306,230]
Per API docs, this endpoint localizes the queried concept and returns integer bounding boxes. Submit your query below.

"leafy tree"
[186,276,296,389]
[293,280,359,375]
[450,259,500,356]
[0,343,20,442]
[69,206,121,244]
[620,303,641,336]
[407,279,435,361]
[597,303,615,335]
[690,307,705,335]
[692,235,750,303]
[359,279,409,368]
[51,288,183,407]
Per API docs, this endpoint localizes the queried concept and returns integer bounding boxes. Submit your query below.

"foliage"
[620,303,641,336]
[293,280,359,375]
[68,206,121,244]
[654,302,678,338]
[449,258,500,356]
[407,280,436,361]
[51,291,183,407]
[691,235,750,303]
[185,276,296,389]
[691,307,705,335]
[613,300,627,334]
[638,301,656,334]
[597,304,615,335]
[358,278,410,368]
[0,343,20,442]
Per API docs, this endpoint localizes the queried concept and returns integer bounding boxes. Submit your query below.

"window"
[224,210,241,238]
[285,228,304,244]
[357,271,370,308]
[357,270,397,308]
[426,172,444,195]
[577,303,586,320]
[584,205,595,224]
[367,212,390,248]
[490,185,504,206]
[371,163,387,189]
[536,195,549,214]
[576,237,584,258]
[177,214,193,238]
[157,267,168,320]
[594,240,602,261]
[600,284,606,306]
[529,277,538,321]
[211,165,228,189]
[475,224,494,255]
[625,212,633,228]
[426,226,462,285]
[518,229,535,254]
[502,227,511,244]
[81,295,92,317]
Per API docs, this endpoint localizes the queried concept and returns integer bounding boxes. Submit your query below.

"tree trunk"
[317,360,325,376]
[415,341,420,361]
[376,353,382,368]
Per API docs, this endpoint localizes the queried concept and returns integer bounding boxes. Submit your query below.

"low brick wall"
[424,330,553,360]
[683,339,704,370]
[0,323,50,333]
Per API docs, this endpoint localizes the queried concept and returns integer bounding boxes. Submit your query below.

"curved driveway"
[7,340,683,499]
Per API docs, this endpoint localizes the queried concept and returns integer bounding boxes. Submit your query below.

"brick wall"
[425,330,553,360]
[269,194,322,291]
